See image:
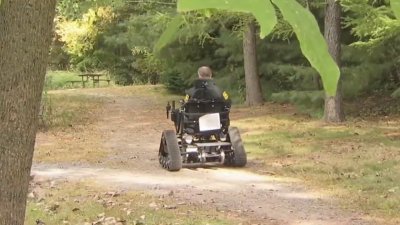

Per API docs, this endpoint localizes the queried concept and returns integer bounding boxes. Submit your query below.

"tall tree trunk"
[324,0,345,122]
[0,1,57,225]
[243,20,263,106]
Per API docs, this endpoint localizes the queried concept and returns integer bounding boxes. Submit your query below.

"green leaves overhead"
[272,0,340,96]
[155,0,340,96]
[391,0,400,19]
[153,15,185,53]
[178,0,277,38]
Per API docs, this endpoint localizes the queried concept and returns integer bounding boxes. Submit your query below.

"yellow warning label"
[223,91,229,100]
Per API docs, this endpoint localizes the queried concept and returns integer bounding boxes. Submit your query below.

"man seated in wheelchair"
[162,66,246,170]
[173,66,231,138]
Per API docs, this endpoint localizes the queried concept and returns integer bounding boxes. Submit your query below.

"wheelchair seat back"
[183,99,229,135]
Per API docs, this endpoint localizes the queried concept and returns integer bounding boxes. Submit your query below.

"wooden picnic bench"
[67,80,87,88]
[78,73,111,88]
[93,78,111,86]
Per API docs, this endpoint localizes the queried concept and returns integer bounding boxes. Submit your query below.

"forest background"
[49,0,400,117]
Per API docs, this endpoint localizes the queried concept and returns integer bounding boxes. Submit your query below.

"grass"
[25,181,236,225]
[41,93,105,129]
[46,71,81,90]
[232,110,400,222]
[35,92,108,164]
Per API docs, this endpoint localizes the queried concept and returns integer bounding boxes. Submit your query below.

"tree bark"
[0,1,57,225]
[324,0,345,122]
[243,20,263,106]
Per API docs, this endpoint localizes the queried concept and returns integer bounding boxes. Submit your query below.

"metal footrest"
[194,142,231,147]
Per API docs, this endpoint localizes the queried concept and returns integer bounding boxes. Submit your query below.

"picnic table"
[76,73,111,88]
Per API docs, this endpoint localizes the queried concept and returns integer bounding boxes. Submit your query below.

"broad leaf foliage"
[272,0,340,96]
[154,15,185,52]
[392,0,400,19]
[178,0,277,38]
[155,0,340,96]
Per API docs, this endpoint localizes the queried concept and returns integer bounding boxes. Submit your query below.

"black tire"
[159,130,182,171]
[226,127,247,167]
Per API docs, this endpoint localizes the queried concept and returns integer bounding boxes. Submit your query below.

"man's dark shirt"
[182,79,231,131]
[185,79,229,103]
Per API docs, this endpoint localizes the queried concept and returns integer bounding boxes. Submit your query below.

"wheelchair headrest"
[193,79,213,88]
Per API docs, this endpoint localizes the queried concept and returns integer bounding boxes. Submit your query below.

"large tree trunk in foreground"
[0,1,57,224]
[243,20,263,106]
[324,0,345,122]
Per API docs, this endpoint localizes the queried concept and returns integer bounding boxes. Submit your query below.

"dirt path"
[33,89,375,225]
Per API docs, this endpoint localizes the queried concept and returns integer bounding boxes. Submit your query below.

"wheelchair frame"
[158,99,247,171]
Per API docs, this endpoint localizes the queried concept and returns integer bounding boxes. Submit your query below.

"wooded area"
[0,0,399,224]
[48,0,400,118]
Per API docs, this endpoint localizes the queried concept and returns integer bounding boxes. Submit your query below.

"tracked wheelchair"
[158,82,247,171]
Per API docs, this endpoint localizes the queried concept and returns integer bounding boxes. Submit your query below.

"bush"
[161,70,189,94]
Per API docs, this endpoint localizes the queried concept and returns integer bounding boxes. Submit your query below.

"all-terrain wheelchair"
[158,89,247,171]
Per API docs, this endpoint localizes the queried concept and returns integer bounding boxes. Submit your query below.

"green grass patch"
[46,71,81,90]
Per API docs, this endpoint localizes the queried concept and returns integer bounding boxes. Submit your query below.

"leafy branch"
[155,0,341,96]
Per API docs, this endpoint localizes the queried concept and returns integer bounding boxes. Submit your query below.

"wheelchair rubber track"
[229,126,247,167]
[163,130,182,171]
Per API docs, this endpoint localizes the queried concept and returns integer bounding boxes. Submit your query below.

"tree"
[156,0,341,97]
[342,0,400,98]
[324,0,345,122]
[243,20,263,106]
[0,1,57,224]
[56,0,177,85]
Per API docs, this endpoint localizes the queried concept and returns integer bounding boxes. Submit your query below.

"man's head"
[197,66,213,79]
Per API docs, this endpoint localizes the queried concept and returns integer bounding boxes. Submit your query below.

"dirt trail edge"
[33,90,374,225]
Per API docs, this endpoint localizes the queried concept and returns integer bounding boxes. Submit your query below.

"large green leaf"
[155,0,340,96]
[153,15,185,53]
[392,0,400,19]
[177,0,277,38]
[272,0,340,96]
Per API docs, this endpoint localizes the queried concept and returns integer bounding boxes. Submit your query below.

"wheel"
[159,130,182,171]
[224,127,247,167]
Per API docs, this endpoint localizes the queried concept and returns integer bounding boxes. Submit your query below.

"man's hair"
[198,66,213,79]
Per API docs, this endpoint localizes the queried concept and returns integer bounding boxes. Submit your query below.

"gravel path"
[33,89,375,225]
